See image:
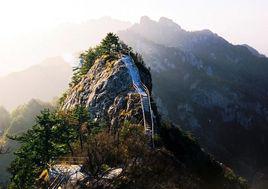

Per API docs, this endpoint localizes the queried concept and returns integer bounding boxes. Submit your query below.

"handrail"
[126,55,155,148]
[52,174,66,189]
[133,83,154,148]
[133,83,147,133]
[142,83,155,148]
[48,164,74,189]
[49,174,61,189]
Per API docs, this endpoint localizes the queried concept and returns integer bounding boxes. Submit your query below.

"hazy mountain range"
[0,16,268,188]
[0,57,71,110]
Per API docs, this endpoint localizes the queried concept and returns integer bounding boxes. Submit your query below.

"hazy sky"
[0,0,267,75]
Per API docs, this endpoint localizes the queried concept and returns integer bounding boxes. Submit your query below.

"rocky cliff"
[60,34,247,189]
[62,54,152,130]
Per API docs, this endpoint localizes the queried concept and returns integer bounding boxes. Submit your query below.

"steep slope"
[63,53,152,133]
[9,99,54,134]
[61,35,246,189]
[0,57,72,110]
[118,17,268,186]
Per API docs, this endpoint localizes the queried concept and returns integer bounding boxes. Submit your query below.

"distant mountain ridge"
[118,16,268,188]
[242,44,266,58]
[0,57,72,110]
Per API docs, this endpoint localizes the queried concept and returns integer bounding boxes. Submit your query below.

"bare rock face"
[62,55,151,128]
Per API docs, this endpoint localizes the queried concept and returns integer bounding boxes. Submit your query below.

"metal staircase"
[141,84,155,148]
[125,55,155,148]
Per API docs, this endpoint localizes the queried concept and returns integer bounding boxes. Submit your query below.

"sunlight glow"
[0,0,267,75]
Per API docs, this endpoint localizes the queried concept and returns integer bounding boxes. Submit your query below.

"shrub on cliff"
[71,33,123,87]
[8,106,92,188]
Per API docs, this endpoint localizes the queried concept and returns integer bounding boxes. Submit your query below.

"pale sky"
[0,0,267,75]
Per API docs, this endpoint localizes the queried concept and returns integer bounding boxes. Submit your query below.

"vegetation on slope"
[8,106,93,188]
[69,32,145,88]
[70,32,122,87]
[0,99,54,186]
[6,105,247,189]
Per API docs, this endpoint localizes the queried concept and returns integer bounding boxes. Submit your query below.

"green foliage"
[98,32,121,54]
[224,167,247,187]
[68,32,145,91]
[80,123,206,189]
[8,105,94,188]
[8,109,66,188]
[71,105,91,151]
[82,124,148,180]
[0,99,53,184]
[6,106,247,189]
[58,92,68,107]
[79,48,98,75]
[9,99,53,134]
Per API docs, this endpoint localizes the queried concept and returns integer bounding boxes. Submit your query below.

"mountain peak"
[158,17,182,30]
[62,53,152,128]
[242,44,266,58]
[140,16,154,25]
[139,16,182,31]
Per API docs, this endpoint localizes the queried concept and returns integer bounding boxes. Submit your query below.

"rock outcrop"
[62,54,152,130]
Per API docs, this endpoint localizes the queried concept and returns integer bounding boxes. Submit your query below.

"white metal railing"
[121,53,155,148]
[133,78,155,148]
[142,83,155,148]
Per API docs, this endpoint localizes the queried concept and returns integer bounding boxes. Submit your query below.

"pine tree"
[8,109,67,188]
[69,33,123,86]
[99,32,121,54]
[72,105,90,151]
